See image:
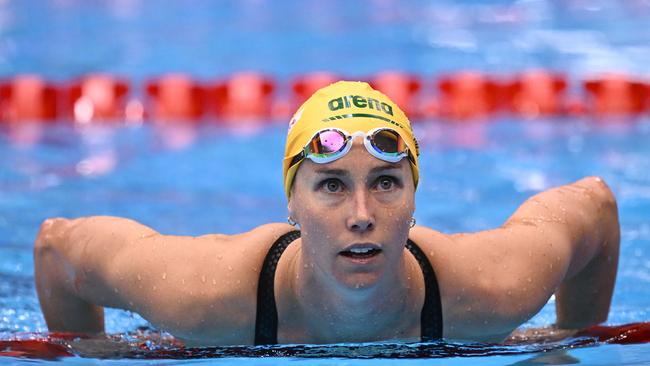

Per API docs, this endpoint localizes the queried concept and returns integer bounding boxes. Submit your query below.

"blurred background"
[2,0,650,77]
[0,0,649,341]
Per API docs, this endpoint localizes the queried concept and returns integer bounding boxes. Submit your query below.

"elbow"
[577,176,618,214]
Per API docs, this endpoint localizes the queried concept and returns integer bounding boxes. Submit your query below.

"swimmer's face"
[288,138,415,289]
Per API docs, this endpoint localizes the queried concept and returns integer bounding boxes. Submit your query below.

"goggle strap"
[290,150,305,167]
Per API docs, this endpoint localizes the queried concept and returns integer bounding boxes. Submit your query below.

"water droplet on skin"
[114,288,119,294]
[228,266,233,271]
[217,255,223,260]
[466,306,472,312]
[181,279,185,285]
[507,290,513,296]
[477,266,483,272]
[162,272,167,280]
[236,280,241,284]
[456,295,461,301]
[212,279,217,285]
[128,301,134,307]
[137,274,142,281]
[201,275,206,283]
[152,285,157,291]
[527,277,532,283]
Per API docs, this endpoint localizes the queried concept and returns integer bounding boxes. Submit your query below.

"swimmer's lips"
[339,243,382,261]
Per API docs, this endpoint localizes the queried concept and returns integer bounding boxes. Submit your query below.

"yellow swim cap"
[283,80,420,199]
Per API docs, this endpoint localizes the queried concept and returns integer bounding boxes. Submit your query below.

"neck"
[282,244,423,343]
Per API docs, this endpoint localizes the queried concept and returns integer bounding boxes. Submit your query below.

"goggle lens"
[369,129,406,156]
[309,130,348,157]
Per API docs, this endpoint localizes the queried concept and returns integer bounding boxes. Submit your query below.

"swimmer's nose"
[347,190,375,232]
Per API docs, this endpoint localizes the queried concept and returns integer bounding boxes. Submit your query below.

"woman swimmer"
[34,81,620,346]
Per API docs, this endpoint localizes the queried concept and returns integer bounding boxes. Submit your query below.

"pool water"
[1,0,650,364]
[1,118,650,365]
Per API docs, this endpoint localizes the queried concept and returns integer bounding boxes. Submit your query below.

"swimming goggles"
[288,127,415,168]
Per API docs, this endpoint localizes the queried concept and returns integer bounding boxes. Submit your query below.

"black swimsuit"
[254,230,443,345]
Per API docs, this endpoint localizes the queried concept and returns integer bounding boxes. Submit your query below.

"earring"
[409,217,416,228]
[287,216,297,226]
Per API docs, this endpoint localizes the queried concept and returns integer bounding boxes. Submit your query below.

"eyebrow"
[369,164,401,175]
[314,168,348,176]
[313,164,401,176]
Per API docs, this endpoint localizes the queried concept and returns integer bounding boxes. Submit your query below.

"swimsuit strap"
[254,231,443,345]
[405,239,443,341]
[254,230,301,345]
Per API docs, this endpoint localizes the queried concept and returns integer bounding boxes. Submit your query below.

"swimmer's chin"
[333,272,383,292]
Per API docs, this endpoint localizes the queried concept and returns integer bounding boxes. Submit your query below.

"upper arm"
[95,222,294,343]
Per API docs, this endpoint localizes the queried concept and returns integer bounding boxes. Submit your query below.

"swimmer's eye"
[375,176,401,191]
[320,178,344,193]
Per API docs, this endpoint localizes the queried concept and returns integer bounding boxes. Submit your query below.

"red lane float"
[145,74,207,121]
[0,339,73,359]
[436,71,503,121]
[64,74,130,123]
[1,71,649,124]
[289,72,340,110]
[584,74,650,116]
[274,71,341,119]
[210,72,275,121]
[578,322,650,344]
[0,75,60,122]
[505,70,568,118]
[370,71,422,119]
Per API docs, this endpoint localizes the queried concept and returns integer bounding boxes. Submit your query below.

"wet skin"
[288,138,416,290]
[34,139,620,345]
[280,139,424,342]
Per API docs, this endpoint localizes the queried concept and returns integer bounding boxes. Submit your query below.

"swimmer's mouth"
[339,244,382,259]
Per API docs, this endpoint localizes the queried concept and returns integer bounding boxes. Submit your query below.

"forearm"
[34,216,159,333]
[34,218,105,333]
[551,178,620,328]
[504,177,620,328]
[554,232,618,328]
